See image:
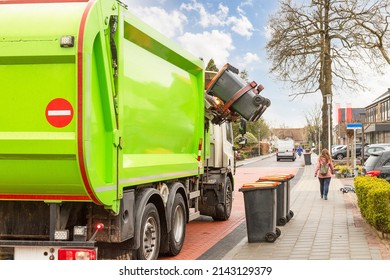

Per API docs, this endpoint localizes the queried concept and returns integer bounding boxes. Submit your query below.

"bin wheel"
[277,217,287,226]
[289,210,294,219]
[276,227,281,237]
[265,232,277,243]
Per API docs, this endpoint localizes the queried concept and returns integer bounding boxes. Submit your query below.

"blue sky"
[124,0,390,128]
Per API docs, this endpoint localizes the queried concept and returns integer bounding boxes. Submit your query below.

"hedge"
[354,176,390,233]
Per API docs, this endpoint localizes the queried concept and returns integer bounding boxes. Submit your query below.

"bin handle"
[221,81,257,113]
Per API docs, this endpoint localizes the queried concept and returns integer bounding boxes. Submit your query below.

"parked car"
[362,150,390,181]
[331,144,346,154]
[363,143,390,161]
[332,143,364,160]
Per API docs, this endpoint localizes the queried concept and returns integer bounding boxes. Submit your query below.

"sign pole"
[346,123,362,178]
[354,128,357,177]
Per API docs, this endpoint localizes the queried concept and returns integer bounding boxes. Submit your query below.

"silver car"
[364,143,390,161]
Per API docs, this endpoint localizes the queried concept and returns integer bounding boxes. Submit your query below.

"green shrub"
[367,186,390,233]
[354,176,390,233]
[334,165,352,175]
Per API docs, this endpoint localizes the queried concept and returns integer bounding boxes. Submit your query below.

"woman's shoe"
[324,195,328,200]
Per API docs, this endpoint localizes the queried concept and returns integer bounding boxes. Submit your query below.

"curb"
[236,153,275,167]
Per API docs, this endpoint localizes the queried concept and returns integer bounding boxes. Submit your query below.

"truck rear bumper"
[0,240,95,260]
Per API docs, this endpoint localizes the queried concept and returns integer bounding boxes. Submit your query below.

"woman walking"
[314,149,335,200]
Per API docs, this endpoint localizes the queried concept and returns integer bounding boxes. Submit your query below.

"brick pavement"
[222,155,390,260]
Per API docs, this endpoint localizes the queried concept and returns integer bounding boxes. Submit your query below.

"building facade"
[364,88,390,144]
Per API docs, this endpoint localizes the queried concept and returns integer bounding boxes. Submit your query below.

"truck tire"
[137,203,161,260]
[213,176,233,221]
[167,193,186,256]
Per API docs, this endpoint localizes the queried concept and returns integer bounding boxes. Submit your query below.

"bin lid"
[239,181,280,192]
[257,173,294,182]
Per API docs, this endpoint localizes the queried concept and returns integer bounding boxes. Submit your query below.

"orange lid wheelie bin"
[257,174,295,226]
[239,181,281,243]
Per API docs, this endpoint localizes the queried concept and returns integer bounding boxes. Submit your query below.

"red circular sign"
[45,98,74,128]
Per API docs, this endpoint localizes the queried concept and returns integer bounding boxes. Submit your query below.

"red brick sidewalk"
[341,178,390,260]
[160,166,299,260]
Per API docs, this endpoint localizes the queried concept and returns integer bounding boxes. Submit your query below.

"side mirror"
[238,136,247,146]
[239,119,247,135]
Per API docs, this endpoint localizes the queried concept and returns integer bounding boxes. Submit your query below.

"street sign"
[346,123,362,129]
[45,98,74,128]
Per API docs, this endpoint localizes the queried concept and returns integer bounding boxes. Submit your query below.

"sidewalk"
[223,153,390,260]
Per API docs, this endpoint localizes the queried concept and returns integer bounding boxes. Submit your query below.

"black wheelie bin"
[239,181,281,243]
[257,174,295,225]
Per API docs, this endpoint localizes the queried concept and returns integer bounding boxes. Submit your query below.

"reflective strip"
[197,138,203,162]
[119,170,198,185]
[0,132,75,140]
[95,185,117,193]
[197,138,203,171]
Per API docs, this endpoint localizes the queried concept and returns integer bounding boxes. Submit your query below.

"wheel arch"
[131,188,167,251]
[227,171,234,192]
[162,181,188,255]
[165,182,189,228]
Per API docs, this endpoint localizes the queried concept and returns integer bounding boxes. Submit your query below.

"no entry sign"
[45,98,74,128]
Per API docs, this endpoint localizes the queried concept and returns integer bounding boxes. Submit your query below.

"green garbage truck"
[0,0,270,260]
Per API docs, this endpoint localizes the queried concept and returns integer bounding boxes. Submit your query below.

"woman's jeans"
[318,177,331,197]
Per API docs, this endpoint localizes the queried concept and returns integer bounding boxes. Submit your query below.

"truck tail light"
[58,248,97,260]
[366,170,382,177]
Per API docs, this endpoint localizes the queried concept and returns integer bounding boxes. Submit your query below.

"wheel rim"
[142,216,158,260]
[172,204,185,243]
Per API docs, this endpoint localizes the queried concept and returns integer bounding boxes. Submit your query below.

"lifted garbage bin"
[239,181,281,243]
[257,174,295,225]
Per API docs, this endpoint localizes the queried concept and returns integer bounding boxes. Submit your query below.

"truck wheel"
[137,203,161,260]
[213,176,233,221]
[167,193,186,256]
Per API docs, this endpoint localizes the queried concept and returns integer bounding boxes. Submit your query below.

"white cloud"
[234,52,261,72]
[240,0,253,7]
[177,30,235,68]
[127,6,187,38]
[180,1,228,28]
[243,52,260,64]
[264,24,273,40]
[227,14,254,39]
[180,0,254,38]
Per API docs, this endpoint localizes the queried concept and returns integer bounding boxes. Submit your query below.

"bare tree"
[336,0,390,65]
[266,0,390,150]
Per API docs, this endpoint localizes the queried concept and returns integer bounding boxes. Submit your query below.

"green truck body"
[0,0,270,260]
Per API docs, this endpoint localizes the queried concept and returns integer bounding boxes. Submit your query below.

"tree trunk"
[320,0,333,152]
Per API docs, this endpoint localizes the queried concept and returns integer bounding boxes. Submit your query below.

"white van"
[276,139,296,161]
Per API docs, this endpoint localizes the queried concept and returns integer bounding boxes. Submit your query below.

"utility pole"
[258,128,261,156]
[326,94,332,152]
